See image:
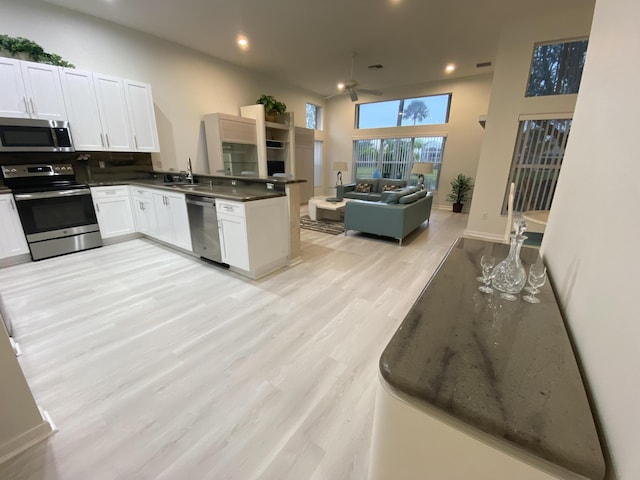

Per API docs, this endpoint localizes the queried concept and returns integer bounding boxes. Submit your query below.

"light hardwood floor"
[0,209,468,480]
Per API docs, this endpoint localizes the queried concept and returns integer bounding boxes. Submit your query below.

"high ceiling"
[40,0,593,97]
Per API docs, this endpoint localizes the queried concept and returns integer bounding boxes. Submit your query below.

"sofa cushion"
[355,182,372,193]
[378,179,407,193]
[398,192,420,203]
[345,191,372,200]
[383,188,411,204]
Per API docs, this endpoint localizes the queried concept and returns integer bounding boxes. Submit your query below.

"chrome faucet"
[186,157,194,183]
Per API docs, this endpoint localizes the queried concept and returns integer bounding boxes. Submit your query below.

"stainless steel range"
[2,163,102,260]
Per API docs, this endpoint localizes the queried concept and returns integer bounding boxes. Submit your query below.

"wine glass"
[523,264,547,303]
[478,255,496,293]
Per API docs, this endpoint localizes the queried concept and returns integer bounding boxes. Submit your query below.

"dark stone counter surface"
[91,180,285,202]
[380,238,605,479]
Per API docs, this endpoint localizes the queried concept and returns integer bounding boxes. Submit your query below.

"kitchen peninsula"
[369,238,605,480]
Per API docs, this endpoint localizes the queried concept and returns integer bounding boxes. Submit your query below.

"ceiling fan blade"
[324,91,347,100]
[358,88,383,96]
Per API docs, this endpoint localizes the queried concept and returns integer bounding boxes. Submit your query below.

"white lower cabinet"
[91,186,136,239]
[150,190,192,251]
[130,187,157,236]
[216,197,288,278]
[0,194,29,259]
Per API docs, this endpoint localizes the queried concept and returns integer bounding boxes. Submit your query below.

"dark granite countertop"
[90,180,285,202]
[380,237,605,480]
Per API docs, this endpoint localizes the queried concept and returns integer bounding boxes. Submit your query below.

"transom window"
[356,94,451,129]
[526,39,588,97]
[353,136,446,191]
[503,118,572,213]
[306,103,322,130]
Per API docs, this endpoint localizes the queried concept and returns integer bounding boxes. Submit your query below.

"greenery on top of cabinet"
[0,35,75,68]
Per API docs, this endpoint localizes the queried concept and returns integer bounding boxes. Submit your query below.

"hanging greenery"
[0,34,75,68]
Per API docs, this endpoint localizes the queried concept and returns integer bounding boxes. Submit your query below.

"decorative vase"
[492,220,528,295]
[265,111,279,123]
[452,202,463,213]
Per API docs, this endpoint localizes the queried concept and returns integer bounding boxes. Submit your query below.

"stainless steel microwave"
[0,118,74,152]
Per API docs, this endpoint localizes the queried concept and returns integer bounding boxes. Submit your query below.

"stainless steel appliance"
[186,194,223,263]
[2,163,102,260]
[0,118,74,152]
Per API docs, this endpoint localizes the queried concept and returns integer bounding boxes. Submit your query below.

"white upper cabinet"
[59,68,106,151]
[93,74,134,152]
[20,61,67,121]
[123,80,160,152]
[0,58,67,120]
[0,58,29,118]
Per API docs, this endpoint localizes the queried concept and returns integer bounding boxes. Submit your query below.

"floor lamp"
[326,161,348,202]
[412,163,433,190]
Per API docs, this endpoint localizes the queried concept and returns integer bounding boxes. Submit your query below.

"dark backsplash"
[0,151,154,186]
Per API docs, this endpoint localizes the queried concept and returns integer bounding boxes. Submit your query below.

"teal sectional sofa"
[344,187,433,245]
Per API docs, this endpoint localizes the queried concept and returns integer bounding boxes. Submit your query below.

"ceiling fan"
[326,53,383,101]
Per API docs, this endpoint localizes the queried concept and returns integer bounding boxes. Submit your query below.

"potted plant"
[256,94,286,122]
[447,174,473,212]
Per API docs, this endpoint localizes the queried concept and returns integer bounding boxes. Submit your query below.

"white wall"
[465,7,594,240]
[542,0,640,478]
[323,74,493,209]
[0,0,325,174]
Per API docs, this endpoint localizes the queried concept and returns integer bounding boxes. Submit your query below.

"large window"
[357,94,451,129]
[503,118,572,213]
[526,39,588,97]
[353,136,446,191]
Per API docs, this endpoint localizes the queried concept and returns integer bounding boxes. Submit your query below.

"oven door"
[13,189,99,242]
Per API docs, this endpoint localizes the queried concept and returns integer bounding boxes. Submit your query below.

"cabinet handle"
[10,199,16,210]
[134,135,138,149]
[30,98,36,115]
[100,133,105,148]
[105,133,110,148]
[95,203,100,213]
[23,96,30,114]
[140,201,144,211]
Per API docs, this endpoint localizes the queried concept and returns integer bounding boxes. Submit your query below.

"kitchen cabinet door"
[0,194,29,258]
[123,80,160,152]
[0,58,29,118]
[91,187,135,239]
[164,192,192,251]
[94,74,133,152]
[131,188,157,236]
[151,191,173,245]
[60,68,106,151]
[19,61,67,121]
[218,213,250,271]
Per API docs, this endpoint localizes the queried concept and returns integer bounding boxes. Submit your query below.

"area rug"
[299,215,345,235]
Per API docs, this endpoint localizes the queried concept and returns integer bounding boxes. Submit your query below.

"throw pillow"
[382,184,399,192]
[355,183,372,193]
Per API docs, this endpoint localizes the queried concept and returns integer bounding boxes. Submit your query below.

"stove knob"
[55,166,61,171]
[10,168,17,173]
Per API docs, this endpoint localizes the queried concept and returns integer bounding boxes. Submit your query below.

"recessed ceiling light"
[445,64,456,73]
[237,35,249,50]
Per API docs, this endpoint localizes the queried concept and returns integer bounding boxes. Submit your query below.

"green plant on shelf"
[0,34,75,68]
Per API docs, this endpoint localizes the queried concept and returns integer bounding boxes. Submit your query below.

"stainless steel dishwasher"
[186,195,223,263]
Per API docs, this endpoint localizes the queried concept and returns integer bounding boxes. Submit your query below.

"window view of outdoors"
[353,136,446,191]
[526,39,588,97]
[357,94,451,129]
[503,118,572,213]
[306,103,319,129]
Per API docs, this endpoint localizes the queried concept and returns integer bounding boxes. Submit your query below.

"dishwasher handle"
[185,195,215,208]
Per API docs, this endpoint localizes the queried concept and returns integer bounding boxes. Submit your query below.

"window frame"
[355,93,452,130]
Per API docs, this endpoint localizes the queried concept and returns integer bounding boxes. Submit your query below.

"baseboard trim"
[0,409,55,464]
[463,229,505,243]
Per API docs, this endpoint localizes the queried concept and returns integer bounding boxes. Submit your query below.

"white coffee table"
[308,196,350,221]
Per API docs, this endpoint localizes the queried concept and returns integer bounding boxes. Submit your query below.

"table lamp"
[412,163,433,190]
[326,161,349,202]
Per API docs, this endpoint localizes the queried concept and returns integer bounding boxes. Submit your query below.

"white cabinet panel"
[152,191,174,244]
[0,58,29,118]
[130,187,157,236]
[91,187,135,239]
[123,80,160,152]
[60,68,105,151]
[20,61,67,121]
[148,189,192,251]
[0,194,29,258]
[94,74,133,152]
[218,213,249,270]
